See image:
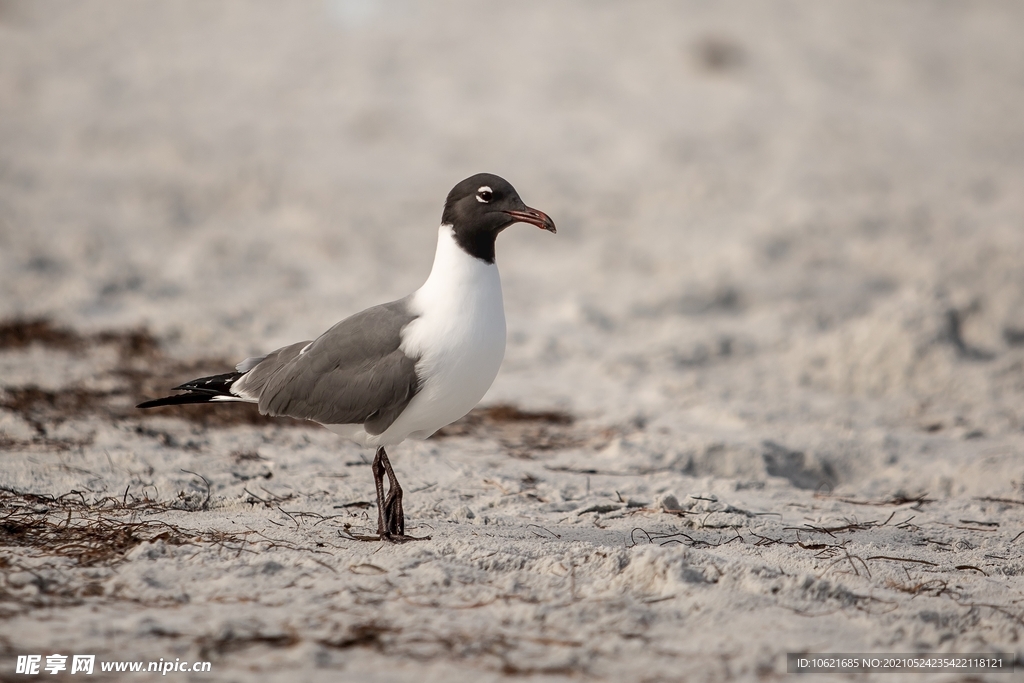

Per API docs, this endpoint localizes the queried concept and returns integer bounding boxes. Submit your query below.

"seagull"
[137,173,556,541]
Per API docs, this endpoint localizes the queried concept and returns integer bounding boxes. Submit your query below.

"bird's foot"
[339,528,430,543]
[376,487,429,541]
[377,531,431,543]
[380,484,404,536]
[366,446,430,543]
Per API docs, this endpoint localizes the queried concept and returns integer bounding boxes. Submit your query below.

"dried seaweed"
[784,518,886,536]
[196,630,299,659]
[976,496,1024,506]
[0,318,91,352]
[818,493,932,507]
[435,404,585,457]
[884,578,954,597]
[0,488,245,566]
[0,487,253,617]
[1,386,114,435]
[864,555,938,567]
[318,622,394,651]
[0,317,158,358]
[627,526,743,549]
[0,317,312,436]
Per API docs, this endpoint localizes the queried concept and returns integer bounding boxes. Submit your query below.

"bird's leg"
[370,446,389,537]
[377,448,404,537]
[365,447,427,543]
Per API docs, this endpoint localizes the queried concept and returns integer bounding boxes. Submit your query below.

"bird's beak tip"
[505,207,557,234]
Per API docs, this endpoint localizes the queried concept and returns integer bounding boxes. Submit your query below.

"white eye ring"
[476,186,493,203]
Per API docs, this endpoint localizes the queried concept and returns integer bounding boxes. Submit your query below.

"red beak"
[503,207,556,233]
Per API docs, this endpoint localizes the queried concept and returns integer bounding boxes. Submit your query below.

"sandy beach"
[2,1,1024,680]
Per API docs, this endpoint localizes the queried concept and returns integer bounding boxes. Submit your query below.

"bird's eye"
[476,186,493,203]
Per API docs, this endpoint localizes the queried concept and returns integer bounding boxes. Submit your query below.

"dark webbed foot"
[367,446,429,543]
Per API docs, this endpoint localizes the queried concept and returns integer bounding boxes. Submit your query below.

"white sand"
[2,1,1024,680]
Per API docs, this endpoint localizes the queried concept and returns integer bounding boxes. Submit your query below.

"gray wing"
[233,299,420,435]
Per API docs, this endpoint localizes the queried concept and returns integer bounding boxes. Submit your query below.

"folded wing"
[234,299,420,435]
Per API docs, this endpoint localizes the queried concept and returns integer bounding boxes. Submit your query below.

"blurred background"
[2,0,1024,492]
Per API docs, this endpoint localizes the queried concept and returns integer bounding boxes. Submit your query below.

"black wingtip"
[138,371,247,409]
[137,393,217,409]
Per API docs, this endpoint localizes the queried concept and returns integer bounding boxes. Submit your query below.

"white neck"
[416,224,500,301]
[402,223,506,359]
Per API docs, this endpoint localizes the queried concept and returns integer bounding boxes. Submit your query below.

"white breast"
[367,225,506,446]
